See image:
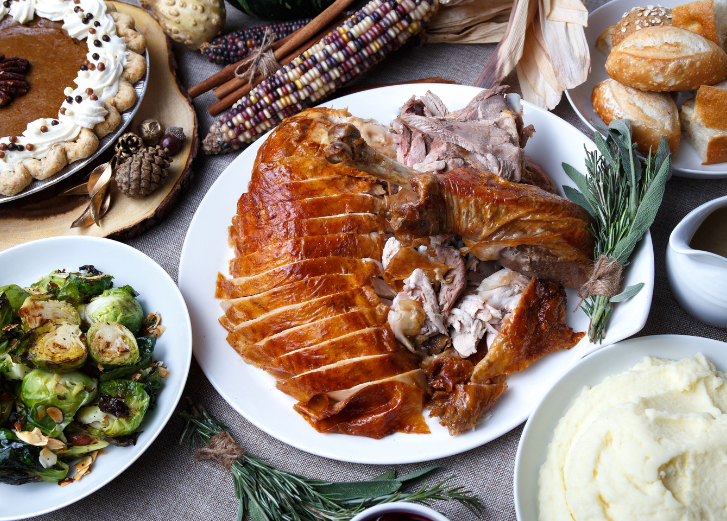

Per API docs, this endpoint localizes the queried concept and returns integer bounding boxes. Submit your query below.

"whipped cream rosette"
[34,0,67,20]
[8,0,35,24]
[63,0,116,39]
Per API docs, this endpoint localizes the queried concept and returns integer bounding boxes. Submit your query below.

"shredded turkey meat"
[447,268,529,358]
[389,268,447,352]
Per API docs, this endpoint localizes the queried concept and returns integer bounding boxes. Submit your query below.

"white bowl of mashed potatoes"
[514,335,727,521]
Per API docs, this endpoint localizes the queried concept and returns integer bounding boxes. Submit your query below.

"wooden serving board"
[0,2,198,252]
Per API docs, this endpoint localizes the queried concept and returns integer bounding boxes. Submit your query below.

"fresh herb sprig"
[180,405,484,521]
[562,120,671,343]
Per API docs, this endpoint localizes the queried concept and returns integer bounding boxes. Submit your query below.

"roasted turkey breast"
[217,101,587,438]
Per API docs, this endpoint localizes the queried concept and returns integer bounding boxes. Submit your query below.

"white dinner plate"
[0,236,192,520]
[565,0,727,178]
[178,84,655,465]
[514,334,727,521]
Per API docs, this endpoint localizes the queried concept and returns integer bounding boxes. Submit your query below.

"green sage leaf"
[611,151,670,264]
[371,469,396,481]
[562,162,598,211]
[563,185,595,217]
[610,283,645,303]
[397,466,440,487]
[313,480,402,500]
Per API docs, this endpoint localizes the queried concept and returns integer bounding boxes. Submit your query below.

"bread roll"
[695,79,727,128]
[597,25,615,56]
[612,5,672,48]
[681,97,727,163]
[673,0,720,44]
[591,79,680,154]
[606,26,727,91]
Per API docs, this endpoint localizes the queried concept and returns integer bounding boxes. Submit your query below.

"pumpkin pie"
[0,0,146,196]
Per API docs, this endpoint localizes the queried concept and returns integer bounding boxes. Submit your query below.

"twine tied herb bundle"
[562,119,672,343]
[180,404,485,521]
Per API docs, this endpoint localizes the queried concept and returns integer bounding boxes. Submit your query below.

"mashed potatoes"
[538,354,727,521]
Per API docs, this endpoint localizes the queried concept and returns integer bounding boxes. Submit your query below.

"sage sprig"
[180,405,484,521]
[562,119,672,343]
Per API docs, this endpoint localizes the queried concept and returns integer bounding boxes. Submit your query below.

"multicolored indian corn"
[201,19,312,65]
[202,0,439,155]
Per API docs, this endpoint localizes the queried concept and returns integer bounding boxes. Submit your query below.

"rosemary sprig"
[180,405,485,521]
[562,119,671,343]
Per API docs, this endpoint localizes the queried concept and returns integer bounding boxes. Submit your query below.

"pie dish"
[0,0,147,196]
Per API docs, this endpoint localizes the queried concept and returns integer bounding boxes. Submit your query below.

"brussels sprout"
[19,296,81,330]
[0,285,30,317]
[98,336,155,381]
[82,286,143,335]
[21,369,98,437]
[0,429,69,485]
[58,439,109,460]
[87,322,139,368]
[0,354,30,381]
[28,324,87,373]
[31,269,113,304]
[77,380,149,438]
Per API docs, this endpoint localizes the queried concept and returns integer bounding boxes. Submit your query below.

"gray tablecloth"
[32,0,727,519]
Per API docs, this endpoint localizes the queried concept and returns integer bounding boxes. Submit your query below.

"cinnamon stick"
[208,18,345,116]
[189,0,355,98]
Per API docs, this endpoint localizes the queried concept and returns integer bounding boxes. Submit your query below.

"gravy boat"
[667,195,727,328]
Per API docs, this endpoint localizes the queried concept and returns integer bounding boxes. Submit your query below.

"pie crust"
[0,1,146,196]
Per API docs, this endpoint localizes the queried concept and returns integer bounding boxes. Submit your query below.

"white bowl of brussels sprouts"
[0,236,192,520]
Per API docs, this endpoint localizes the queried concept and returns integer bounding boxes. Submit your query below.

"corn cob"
[202,0,439,155]
[201,19,312,65]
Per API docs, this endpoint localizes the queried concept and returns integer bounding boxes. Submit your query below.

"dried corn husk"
[477,0,589,110]
[422,0,512,44]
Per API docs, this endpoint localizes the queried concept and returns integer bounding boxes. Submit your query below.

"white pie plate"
[178,84,655,465]
[565,0,727,178]
[514,334,727,521]
[0,236,192,520]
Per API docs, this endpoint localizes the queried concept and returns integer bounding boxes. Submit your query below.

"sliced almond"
[54,373,62,382]
[55,383,67,394]
[158,365,170,378]
[58,478,73,487]
[15,427,49,446]
[46,438,66,451]
[46,407,64,424]
[39,447,57,469]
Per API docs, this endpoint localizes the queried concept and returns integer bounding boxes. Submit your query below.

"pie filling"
[0,0,129,173]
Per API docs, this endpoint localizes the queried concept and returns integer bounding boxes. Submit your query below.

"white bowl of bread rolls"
[566,0,727,177]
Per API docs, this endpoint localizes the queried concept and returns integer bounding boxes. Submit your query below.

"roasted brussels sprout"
[81,286,143,335]
[0,429,69,485]
[31,269,113,305]
[0,354,30,381]
[0,285,30,317]
[21,369,98,437]
[19,296,81,330]
[98,336,155,381]
[87,322,139,368]
[77,379,149,438]
[28,324,87,373]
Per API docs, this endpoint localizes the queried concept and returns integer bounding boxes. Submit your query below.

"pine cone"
[115,133,144,164]
[115,146,171,198]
